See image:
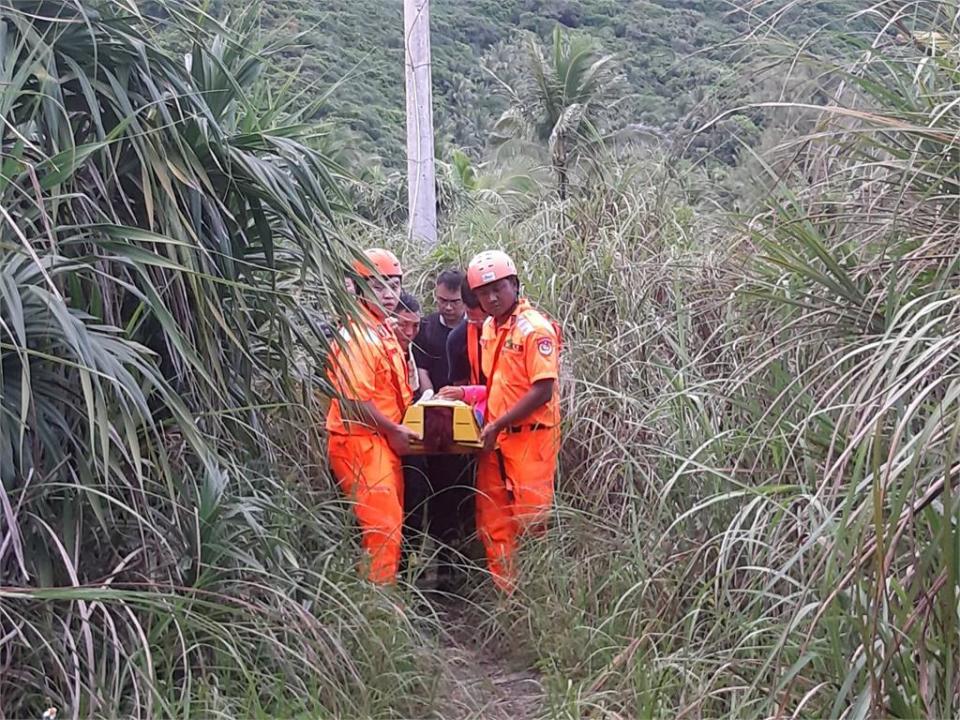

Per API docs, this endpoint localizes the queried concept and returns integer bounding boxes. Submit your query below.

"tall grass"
[0,2,441,717]
[403,4,960,717]
[6,0,960,718]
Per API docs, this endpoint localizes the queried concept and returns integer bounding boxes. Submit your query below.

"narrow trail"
[432,598,545,720]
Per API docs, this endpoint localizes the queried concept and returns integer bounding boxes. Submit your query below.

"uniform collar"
[494,298,530,328]
[359,302,385,328]
[354,302,401,345]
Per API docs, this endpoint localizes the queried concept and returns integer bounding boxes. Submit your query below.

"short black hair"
[397,291,421,315]
[460,275,480,309]
[436,269,464,292]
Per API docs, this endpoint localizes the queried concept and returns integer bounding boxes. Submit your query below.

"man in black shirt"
[413,269,464,389]
[411,270,474,590]
[446,276,487,386]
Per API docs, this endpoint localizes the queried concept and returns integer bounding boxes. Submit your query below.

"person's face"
[368,276,401,314]
[476,277,518,320]
[466,305,487,326]
[395,309,420,350]
[435,282,464,325]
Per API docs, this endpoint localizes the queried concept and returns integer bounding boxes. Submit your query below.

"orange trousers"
[328,433,403,584]
[475,428,559,593]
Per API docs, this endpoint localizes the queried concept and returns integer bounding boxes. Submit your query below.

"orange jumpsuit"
[326,306,412,584]
[476,299,561,592]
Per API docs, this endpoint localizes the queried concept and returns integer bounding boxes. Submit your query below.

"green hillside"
[221,0,862,167]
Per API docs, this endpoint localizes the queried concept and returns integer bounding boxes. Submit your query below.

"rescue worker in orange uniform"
[463,250,561,593]
[326,248,420,584]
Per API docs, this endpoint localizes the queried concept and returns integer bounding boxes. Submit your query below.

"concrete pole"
[403,0,438,246]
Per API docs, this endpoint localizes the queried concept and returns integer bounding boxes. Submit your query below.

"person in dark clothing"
[413,269,464,389]
[446,276,488,386]
[410,271,476,590]
[436,278,489,587]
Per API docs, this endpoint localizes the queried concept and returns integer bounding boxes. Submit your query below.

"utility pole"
[403,0,438,246]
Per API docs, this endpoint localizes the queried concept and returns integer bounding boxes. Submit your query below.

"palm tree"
[0,1,361,714]
[488,26,620,200]
[441,148,547,214]
[1,0,356,488]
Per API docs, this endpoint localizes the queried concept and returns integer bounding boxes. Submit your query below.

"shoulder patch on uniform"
[537,337,554,356]
[519,307,553,333]
[516,316,535,336]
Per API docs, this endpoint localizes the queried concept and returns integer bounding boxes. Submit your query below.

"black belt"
[504,423,551,434]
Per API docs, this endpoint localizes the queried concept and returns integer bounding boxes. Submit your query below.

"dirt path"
[432,598,544,720]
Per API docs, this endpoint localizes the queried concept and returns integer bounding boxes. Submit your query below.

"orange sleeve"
[328,333,378,402]
[524,327,559,384]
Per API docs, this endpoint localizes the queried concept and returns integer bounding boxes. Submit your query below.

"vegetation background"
[2,0,959,718]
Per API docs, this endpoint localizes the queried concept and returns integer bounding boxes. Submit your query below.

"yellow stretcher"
[401,397,486,455]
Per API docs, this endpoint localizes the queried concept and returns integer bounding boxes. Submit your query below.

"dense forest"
[208,0,864,167]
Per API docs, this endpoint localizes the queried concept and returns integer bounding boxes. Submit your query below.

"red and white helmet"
[353,248,402,278]
[466,250,517,289]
